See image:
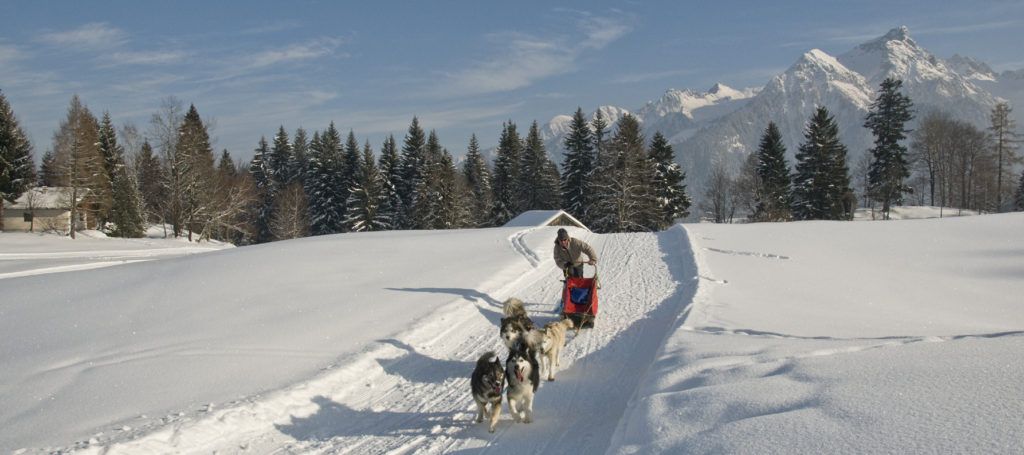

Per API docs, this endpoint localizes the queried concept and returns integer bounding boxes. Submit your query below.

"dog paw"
[548,376,555,381]
[524,417,532,424]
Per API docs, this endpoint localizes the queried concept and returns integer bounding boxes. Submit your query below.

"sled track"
[82,228,697,455]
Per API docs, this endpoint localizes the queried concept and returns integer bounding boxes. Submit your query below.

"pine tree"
[590,114,657,232]
[988,102,1021,211]
[752,122,792,221]
[490,121,522,226]
[270,126,293,188]
[134,141,164,224]
[648,131,691,229]
[38,150,59,186]
[410,131,461,229]
[175,104,216,240]
[289,127,309,187]
[377,134,402,230]
[250,137,274,243]
[107,163,145,238]
[96,112,143,237]
[397,117,427,228]
[339,130,362,228]
[0,88,36,231]
[462,134,493,227]
[792,106,854,220]
[305,124,345,235]
[561,107,595,221]
[94,112,120,226]
[517,120,561,211]
[345,141,388,232]
[865,77,915,220]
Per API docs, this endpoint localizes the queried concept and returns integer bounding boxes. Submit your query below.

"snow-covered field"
[1,208,1022,454]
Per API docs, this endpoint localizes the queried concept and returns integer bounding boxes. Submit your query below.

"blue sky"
[2,0,1022,165]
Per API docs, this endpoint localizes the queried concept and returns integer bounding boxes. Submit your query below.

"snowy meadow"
[1,208,1022,454]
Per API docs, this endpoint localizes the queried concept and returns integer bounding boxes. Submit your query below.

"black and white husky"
[505,341,540,424]
[471,351,505,432]
[500,316,541,356]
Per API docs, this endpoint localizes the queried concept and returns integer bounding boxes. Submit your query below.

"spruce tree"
[250,137,274,242]
[270,126,293,187]
[0,88,36,231]
[561,107,595,221]
[38,150,59,186]
[107,164,145,238]
[462,134,493,227]
[490,121,523,226]
[865,77,914,220]
[345,141,388,232]
[175,104,216,240]
[97,112,143,237]
[95,112,120,225]
[753,122,792,221]
[792,106,854,220]
[290,127,309,187]
[590,114,657,232]
[305,125,345,235]
[339,130,362,227]
[517,120,561,211]
[377,134,402,229]
[135,141,164,224]
[410,131,462,229]
[648,131,691,228]
[397,117,426,228]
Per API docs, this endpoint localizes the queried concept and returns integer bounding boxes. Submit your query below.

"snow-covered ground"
[1,208,1021,454]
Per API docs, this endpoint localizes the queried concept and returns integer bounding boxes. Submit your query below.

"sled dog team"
[471,297,574,432]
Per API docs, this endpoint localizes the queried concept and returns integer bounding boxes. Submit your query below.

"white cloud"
[436,11,632,97]
[38,22,128,50]
[108,50,188,66]
[442,37,576,95]
[246,37,344,69]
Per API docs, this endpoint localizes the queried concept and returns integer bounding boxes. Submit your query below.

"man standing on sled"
[553,228,597,278]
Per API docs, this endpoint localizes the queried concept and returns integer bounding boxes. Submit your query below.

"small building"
[1,187,79,233]
[504,210,590,231]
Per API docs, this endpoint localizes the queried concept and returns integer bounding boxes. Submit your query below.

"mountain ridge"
[536,26,1021,206]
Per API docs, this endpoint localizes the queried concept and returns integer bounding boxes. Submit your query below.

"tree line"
[1,89,692,242]
[703,78,1022,223]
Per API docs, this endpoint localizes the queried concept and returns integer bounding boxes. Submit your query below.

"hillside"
[1,211,1022,453]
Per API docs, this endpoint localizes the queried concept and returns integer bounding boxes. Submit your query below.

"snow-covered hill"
[2,211,1023,453]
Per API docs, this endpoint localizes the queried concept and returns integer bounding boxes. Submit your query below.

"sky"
[1,207,1022,453]
[2,0,1023,166]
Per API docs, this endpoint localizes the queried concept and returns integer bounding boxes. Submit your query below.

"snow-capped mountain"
[539,26,1021,205]
[539,84,758,162]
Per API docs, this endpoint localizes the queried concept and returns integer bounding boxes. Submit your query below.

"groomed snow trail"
[80,227,698,454]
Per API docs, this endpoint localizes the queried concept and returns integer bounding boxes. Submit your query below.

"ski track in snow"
[71,227,698,454]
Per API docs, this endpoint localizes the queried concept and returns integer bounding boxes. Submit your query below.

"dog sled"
[561,264,599,329]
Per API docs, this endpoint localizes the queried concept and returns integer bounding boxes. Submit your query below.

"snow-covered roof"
[503,210,589,230]
[6,187,73,210]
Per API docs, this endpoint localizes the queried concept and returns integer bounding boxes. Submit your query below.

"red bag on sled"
[562,271,598,328]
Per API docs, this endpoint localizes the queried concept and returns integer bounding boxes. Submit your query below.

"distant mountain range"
[538,26,1023,199]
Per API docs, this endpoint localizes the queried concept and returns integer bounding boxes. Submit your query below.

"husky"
[502,297,528,319]
[471,351,505,432]
[539,318,574,381]
[505,341,540,424]
[500,316,542,356]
